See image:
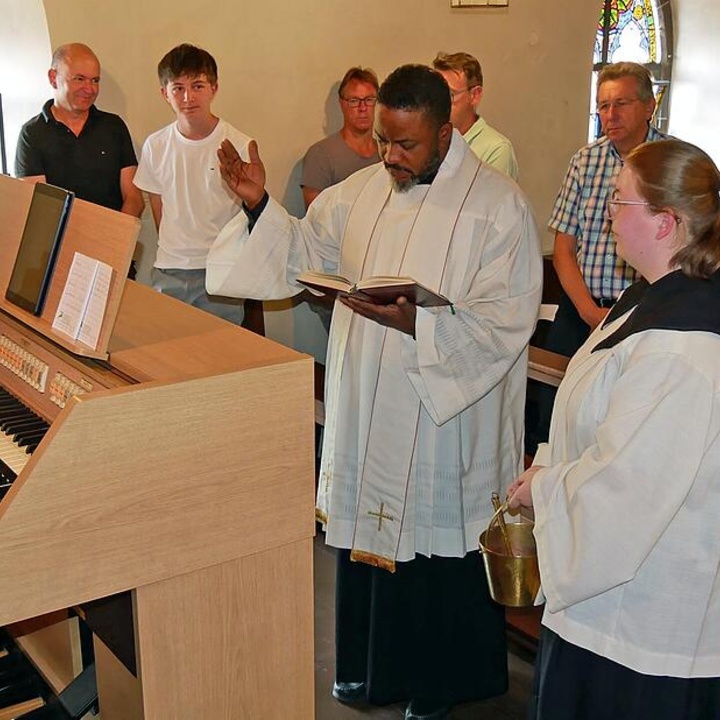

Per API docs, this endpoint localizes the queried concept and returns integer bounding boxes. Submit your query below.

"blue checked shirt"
[549,126,666,300]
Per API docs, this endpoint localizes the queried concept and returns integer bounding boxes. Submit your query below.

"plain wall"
[0,1,51,174]
[668,0,720,162]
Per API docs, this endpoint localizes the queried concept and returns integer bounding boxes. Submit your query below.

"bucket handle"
[479,500,513,556]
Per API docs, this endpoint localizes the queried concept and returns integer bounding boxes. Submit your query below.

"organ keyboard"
[0,307,128,510]
[0,386,45,488]
[0,175,316,720]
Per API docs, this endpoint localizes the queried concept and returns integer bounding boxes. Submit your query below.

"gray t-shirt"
[301,131,380,192]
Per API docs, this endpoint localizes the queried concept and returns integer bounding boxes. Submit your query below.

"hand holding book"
[297,271,451,308]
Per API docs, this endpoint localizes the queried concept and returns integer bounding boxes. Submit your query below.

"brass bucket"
[479,504,540,607]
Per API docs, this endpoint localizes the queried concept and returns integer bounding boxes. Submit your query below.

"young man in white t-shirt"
[134,43,251,323]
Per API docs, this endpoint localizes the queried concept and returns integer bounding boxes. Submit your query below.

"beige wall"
[668,0,720,163]
[0,1,51,172]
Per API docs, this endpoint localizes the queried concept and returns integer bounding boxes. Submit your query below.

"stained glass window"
[589,0,673,140]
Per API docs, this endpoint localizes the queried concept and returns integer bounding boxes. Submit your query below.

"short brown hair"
[338,67,379,97]
[432,51,483,88]
[598,62,654,102]
[157,44,218,86]
[627,139,720,278]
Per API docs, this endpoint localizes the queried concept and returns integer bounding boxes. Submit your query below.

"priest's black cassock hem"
[335,548,508,706]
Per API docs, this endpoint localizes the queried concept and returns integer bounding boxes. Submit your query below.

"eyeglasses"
[607,191,682,224]
[449,86,479,101]
[607,193,651,219]
[341,96,377,108]
[597,98,641,115]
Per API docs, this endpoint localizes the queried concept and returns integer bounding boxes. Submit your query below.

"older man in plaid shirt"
[532,62,666,449]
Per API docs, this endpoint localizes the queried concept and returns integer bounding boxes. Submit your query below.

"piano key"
[0,411,36,428]
[0,388,47,478]
[0,457,15,483]
[0,430,31,476]
[5,419,48,436]
[16,430,49,448]
[3,418,47,435]
[0,402,25,415]
[0,402,36,416]
[0,402,35,414]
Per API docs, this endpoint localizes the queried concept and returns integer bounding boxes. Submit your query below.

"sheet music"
[52,253,112,349]
[78,261,111,348]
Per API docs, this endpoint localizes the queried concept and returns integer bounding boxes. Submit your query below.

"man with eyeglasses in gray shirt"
[301,67,382,332]
[301,67,381,210]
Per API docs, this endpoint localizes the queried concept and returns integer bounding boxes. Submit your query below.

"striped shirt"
[548,127,666,300]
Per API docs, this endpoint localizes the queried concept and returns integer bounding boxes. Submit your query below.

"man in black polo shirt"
[15,43,144,273]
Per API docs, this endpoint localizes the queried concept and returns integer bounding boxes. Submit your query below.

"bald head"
[49,43,101,118]
[51,43,99,70]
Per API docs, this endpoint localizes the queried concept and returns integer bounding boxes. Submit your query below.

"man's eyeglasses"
[597,98,641,115]
[449,86,479,101]
[342,96,377,108]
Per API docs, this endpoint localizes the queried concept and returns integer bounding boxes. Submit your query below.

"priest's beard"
[385,147,442,193]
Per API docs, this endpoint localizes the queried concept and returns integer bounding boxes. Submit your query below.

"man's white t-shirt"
[134,118,251,269]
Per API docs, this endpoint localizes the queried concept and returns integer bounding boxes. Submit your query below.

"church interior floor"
[313,532,535,719]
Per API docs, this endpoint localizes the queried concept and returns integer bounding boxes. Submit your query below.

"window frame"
[589,0,674,140]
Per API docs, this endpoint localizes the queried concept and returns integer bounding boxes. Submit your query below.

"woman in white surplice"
[207,65,542,719]
[509,139,720,720]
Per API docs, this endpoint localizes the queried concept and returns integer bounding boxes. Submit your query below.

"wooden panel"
[9,612,81,693]
[94,636,144,720]
[0,176,33,295]
[135,541,314,720]
[0,699,45,719]
[109,282,300,382]
[0,359,315,625]
[506,605,542,647]
[528,345,569,387]
[0,174,139,359]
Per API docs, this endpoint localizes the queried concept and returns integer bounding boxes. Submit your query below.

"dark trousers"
[335,549,508,706]
[529,292,592,454]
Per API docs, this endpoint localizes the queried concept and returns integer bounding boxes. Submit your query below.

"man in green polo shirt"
[433,51,518,181]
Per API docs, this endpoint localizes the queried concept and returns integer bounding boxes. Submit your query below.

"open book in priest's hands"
[297,271,451,308]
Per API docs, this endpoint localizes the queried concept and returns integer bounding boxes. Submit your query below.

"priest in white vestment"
[206,65,542,720]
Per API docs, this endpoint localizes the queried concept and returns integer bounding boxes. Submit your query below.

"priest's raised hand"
[217,138,266,209]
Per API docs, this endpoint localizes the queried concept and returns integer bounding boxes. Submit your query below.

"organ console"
[0,175,316,719]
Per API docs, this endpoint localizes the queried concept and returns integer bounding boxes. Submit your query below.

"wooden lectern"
[0,176,316,719]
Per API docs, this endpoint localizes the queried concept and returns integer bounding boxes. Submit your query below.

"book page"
[297,271,352,296]
[52,252,98,339]
[300,271,351,284]
[78,261,112,349]
[358,276,415,288]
